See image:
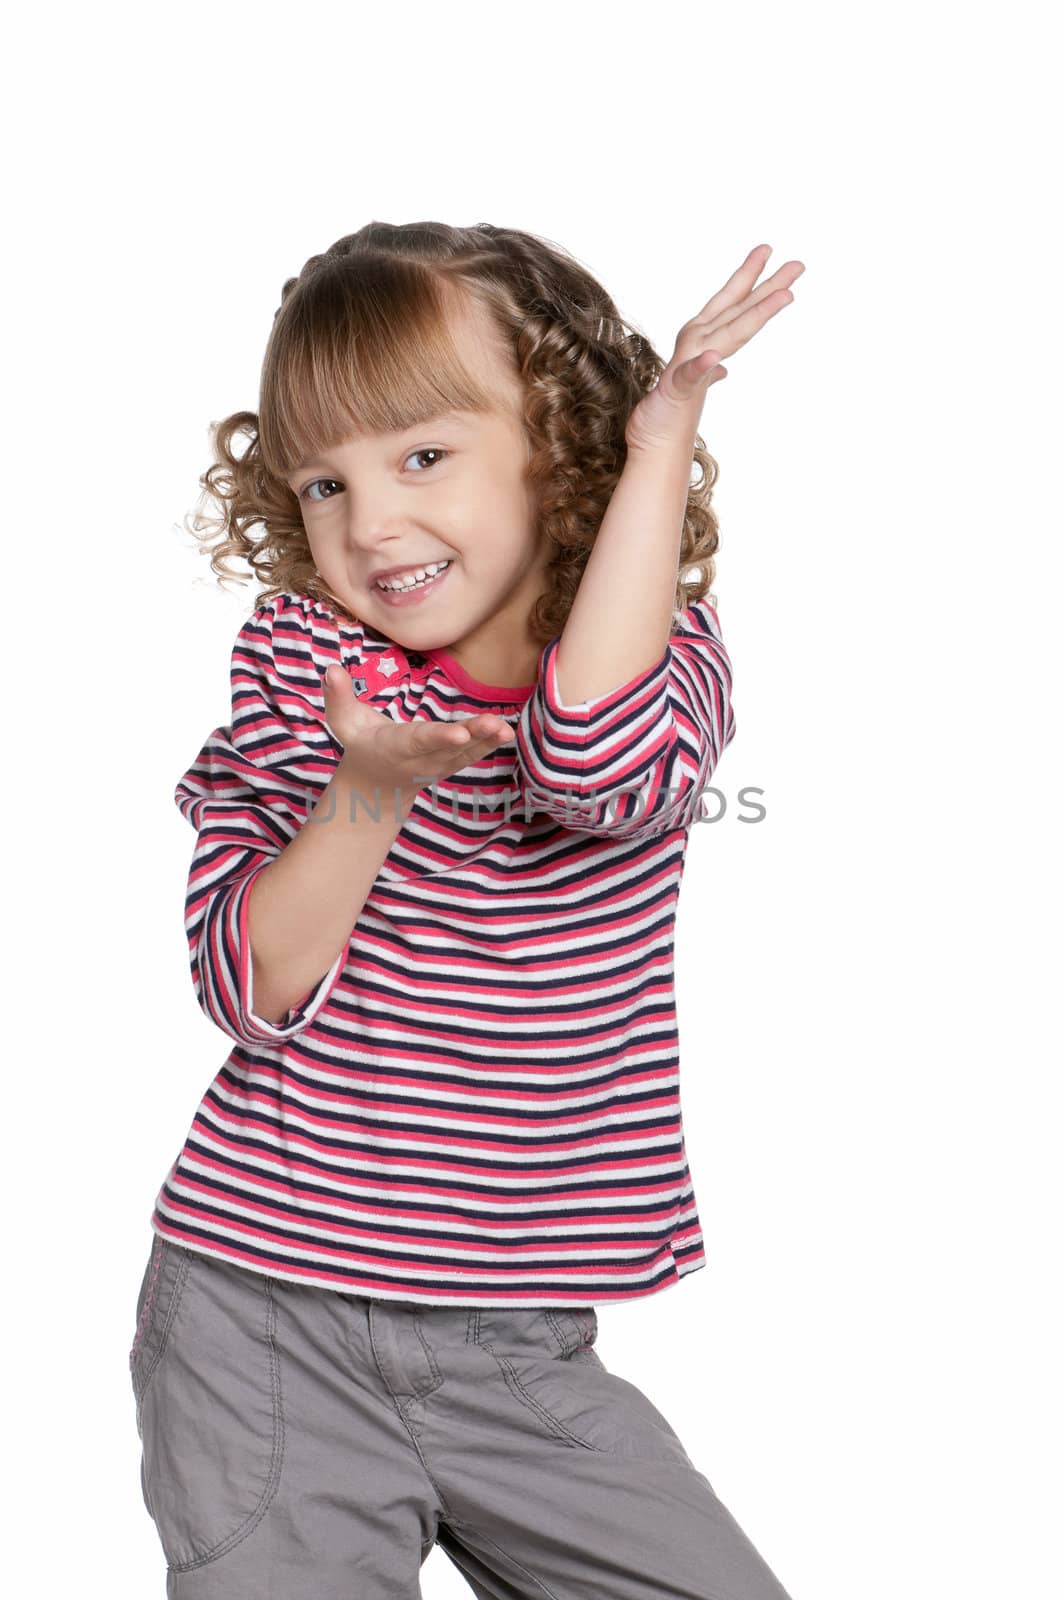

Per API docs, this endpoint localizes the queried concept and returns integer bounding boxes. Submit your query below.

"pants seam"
[444,1517,564,1600]
[367,1305,457,1519]
[411,1311,445,1397]
[542,1309,571,1355]
[132,1246,193,1407]
[129,1235,164,1371]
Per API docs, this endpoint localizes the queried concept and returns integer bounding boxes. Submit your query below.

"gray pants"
[129,1233,794,1599]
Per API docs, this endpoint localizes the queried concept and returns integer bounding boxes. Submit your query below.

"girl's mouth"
[372,560,453,607]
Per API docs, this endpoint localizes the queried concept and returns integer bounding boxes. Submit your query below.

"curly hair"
[182,219,721,644]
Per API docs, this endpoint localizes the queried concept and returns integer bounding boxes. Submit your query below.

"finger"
[693,251,804,336]
[409,721,477,752]
[412,731,515,788]
[670,348,721,394]
[441,711,515,740]
[711,286,795,350]
[691,243,774,326]
[466,713,515,736]
[713,265,802,332]
[682,281,794,369]
[454,724,517,752]
[406,716,514,755]
[674,338,735,385]
[444,720,517,760]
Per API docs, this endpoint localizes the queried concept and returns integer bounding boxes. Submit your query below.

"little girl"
[129,219,803,1599]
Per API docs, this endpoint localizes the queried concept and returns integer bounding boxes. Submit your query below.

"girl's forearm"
[551,444,694,705]
[246,757,416,1025]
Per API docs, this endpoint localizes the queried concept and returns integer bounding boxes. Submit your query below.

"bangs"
[257,262,508,480]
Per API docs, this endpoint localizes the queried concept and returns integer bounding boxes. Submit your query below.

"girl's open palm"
[321,662,515,803]
[625,242,805,456]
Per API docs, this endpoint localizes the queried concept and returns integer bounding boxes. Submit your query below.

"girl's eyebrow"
[293,413,477,474]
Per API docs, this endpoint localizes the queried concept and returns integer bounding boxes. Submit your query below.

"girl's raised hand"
[625,242,805,457]
[320,662,515,810]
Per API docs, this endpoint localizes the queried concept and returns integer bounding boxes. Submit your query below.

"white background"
[6,1,1059,1595]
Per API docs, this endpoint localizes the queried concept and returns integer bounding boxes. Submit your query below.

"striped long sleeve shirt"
[149,590,736,1306]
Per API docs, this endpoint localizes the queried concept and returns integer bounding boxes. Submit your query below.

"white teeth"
[375,560,451,592]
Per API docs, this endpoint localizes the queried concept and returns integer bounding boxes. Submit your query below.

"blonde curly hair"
[183,219,721,644]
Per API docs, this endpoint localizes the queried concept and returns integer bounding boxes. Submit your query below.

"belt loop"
[557,1310,586,1356]
[571,1309,597,1349]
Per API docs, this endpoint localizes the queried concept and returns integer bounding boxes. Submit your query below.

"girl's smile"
[371,557,454,607]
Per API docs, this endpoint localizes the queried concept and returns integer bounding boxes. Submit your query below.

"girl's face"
[286,300,550,688]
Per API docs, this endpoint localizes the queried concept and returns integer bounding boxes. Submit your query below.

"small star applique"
[352,648,412,699]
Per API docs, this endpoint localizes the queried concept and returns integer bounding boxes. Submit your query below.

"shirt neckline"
[421,646,537,706]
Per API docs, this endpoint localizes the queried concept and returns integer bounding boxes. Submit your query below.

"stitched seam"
[478,1338,606,1452]
[134,1248,192,1405]
[367,1307,457,1518]
[443,1517,563,1600]
[129,1239,164,1371]
[542,1309,571,1355]
[411,1312,445,1398]
[167,1276,286,1572]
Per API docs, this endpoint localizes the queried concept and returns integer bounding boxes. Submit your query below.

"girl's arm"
[510,247,801,842]
[177,593,513,1039]
[175,597,376,1046]
[552,243,802,706]
[245,758,415,1026]
[550,447,693,708]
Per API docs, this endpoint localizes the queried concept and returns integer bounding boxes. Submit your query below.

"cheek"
[306,530,345,568]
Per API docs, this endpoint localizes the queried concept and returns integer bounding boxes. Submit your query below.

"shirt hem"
[148,1215,707,1309]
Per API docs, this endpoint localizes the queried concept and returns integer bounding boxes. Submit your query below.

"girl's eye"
[299,447,449,503]
[405,446,448,473]
[301,479,341,503]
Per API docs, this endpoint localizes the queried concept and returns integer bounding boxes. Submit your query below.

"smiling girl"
[129,219,803,1599]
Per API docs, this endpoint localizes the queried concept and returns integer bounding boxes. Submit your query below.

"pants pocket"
[136,1246,285,1572]
[477,1306,693,1466]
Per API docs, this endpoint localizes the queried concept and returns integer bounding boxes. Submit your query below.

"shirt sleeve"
[174,594,353,1046]
[512,598,736,843]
